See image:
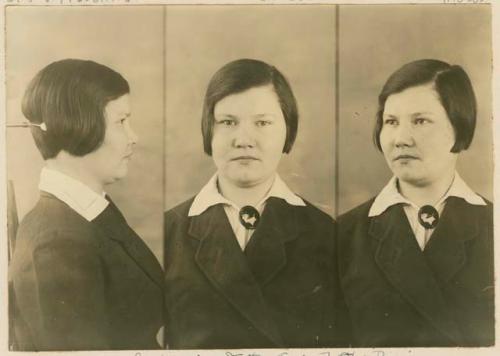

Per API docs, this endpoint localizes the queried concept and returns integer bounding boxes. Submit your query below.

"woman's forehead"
[105,94,131,117]
[384,84,444,116]
[214,85,280,117]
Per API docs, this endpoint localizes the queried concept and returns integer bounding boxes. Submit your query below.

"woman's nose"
[393,123,414,147]
[232,122,255,148]
[126,122,138,145]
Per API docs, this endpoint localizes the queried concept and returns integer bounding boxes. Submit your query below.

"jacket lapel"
[188,204,284,347]
[369,204,461,343]
[244,197,301,286]
[92,198,164,290]
[424,197,479,282]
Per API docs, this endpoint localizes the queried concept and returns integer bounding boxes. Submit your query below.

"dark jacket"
[164,196,350,349]
[337,196,494,347]
[9,192,165,351]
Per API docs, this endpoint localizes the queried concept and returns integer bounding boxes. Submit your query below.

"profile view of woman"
[9,59,165,351]
[338,59,493,347]
[164,58,349,349]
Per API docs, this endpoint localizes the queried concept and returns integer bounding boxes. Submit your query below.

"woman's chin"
[103,170,129,186]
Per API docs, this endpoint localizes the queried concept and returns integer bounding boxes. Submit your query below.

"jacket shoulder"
[11,196,102,279]
[17,195,96,242]
[454,195,493,227]
[164,197,197,242]
[481,197,493,216]
[164,197,195,224]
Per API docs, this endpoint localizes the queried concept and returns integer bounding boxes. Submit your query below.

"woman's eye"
[384,119,397,126]
[217,119,236,126]
[256,120,271,127]
[414,118,428,125]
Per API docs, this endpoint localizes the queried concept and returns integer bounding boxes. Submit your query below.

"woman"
[9,59,165,351]
[164,58,350,349]
[338,59,494,347]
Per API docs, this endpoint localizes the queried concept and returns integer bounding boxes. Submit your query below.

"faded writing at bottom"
[133,350,386,356]
[223,351,385,356]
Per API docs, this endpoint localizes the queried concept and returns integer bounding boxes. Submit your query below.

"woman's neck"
[398,170,455,207]
[46,154,104,195]
[217,174,275,208]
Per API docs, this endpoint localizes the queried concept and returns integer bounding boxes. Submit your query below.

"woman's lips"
[231,156,259,161]
[393,154,419,161]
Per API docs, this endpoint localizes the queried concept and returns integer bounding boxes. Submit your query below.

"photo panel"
[163,4,341,349]
[336,3,494,349]
[5,5,165,351]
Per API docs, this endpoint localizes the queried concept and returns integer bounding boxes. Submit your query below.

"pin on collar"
[239,206,260,230]
[418,205,439,229]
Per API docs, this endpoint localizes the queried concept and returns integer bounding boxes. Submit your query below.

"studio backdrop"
[164,5,337,217]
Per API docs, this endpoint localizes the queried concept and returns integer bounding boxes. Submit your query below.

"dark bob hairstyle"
[22,59,130,160]
[374,59,477,153]
[201,58,298,155]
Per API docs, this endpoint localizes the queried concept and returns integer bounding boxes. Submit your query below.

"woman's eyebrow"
[253,112,275,118]
[252,113,277,118]
[214,113,277,119]
[410,111,433,118]
[214,113,238,119]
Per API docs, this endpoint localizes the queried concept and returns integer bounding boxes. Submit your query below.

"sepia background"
[337,4,493,215]
[164,5,337,217]
[5,6,164,262]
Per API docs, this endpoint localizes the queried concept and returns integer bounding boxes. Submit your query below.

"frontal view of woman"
[9,59,165,351]
[164,59,349,349]
[338,59,493,347]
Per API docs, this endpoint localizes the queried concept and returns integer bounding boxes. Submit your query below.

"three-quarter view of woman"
[338,59,494,347]
[9,59,165,351]
[164,58,350,349]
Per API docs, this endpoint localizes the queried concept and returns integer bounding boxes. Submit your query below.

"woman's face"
[82,94,138,186]
[211,85,287,188]
[380,84,458,187]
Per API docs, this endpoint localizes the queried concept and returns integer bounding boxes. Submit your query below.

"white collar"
[39,167,109,221]
[188,174,305,217]
[368,172,486,217]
